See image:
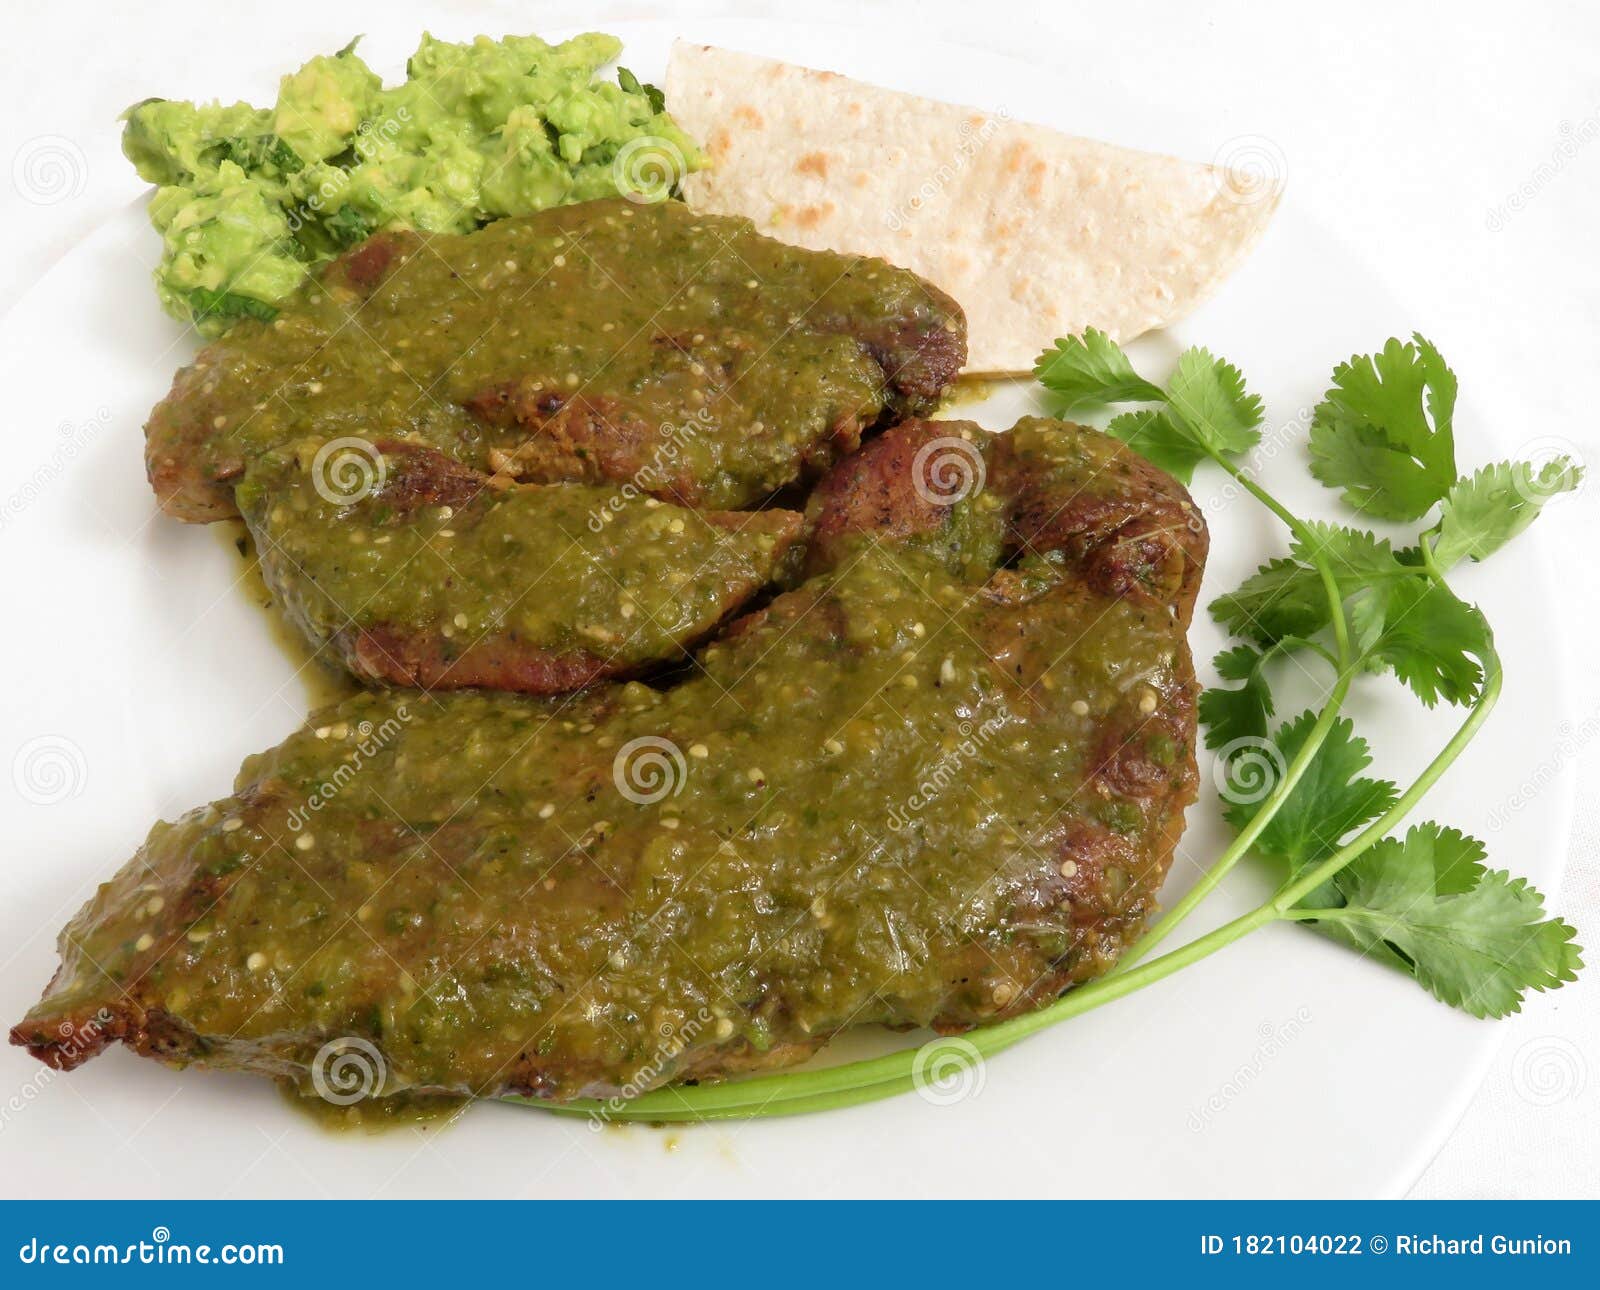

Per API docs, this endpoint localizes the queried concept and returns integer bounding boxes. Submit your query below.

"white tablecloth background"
[2,0,1593,1197]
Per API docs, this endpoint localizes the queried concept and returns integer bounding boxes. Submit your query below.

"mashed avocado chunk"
[122,33,701,334]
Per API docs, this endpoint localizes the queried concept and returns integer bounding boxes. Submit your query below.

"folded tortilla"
[666,42,1281,375]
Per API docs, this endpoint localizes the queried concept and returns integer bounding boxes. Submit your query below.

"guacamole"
[122,33,703,335]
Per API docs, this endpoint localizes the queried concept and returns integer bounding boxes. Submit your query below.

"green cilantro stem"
[512,897,1283,1122]
[1117,451,1355,969]
[1275,649,1503,914]
[1267,522,1505,917]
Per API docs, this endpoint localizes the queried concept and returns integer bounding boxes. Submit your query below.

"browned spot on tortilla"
[795,203,837,230]
[846,102,862,117]
[796,151,830,179]
[732,104,765,128]
[708,126,732,160]
[1026,157,1047,200]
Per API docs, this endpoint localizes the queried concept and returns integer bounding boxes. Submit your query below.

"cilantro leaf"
[322,204,372,250]
[1351,578,1491,706]
[1034,333,1263,479]
[1308,334,1458,520]
[1431,458,1584,570]
[1033,329,1166,410]
[215,133,303,176]
[617,66,667,115]
[186,287,279,327]
[1289,523,1403,586]
[1210,525,1409,647]
[1164,347,1264,456]
[1221,712,1398,870]
[1198,644,1277,749]
[1300,823,1583,1018]
[1404,823,1491,895]
[1210,558,1330,645]
[1105,409,1208,484]
[1214,518,1489,704]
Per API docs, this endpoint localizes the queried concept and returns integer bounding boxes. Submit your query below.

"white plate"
[0,16,1574,1199]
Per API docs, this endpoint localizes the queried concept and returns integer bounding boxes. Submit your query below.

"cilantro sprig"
[1043,329,1579,1002]
[1309,334,1458,520]
[508,330,1581,1124]
[1292,824,1580,1018]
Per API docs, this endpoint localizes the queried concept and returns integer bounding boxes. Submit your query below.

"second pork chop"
[236,439,803,692]
[144,197,967,522]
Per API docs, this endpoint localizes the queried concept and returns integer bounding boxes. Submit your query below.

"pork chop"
[14,418,1205,1112]
[144,199,966,522]
[236,439,803,692]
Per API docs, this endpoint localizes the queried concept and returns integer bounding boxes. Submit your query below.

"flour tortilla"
[666,42,1281,375]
